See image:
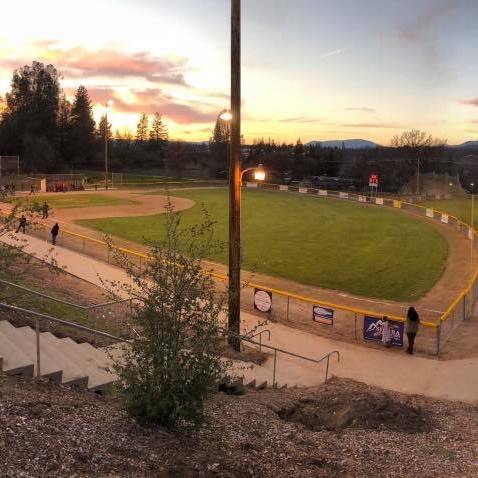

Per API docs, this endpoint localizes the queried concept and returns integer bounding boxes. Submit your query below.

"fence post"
[436,323,441,355]
[35,318,41,379]
[325,355,330,382]
[272,349,277,388]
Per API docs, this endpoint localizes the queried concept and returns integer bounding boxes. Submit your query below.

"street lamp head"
[219,110,232,121]
[449,182,453,187]
[254,164,266,181]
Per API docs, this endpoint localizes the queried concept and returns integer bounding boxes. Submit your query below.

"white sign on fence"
[299,187,308,194]
[441,214,449,224]
[375,198,384,205]
[339,192,348,199]
[318,190,328,196]
[358,195,367,203]
[246,182,258,188]
[426,208,434,218]
[279,185,288,191]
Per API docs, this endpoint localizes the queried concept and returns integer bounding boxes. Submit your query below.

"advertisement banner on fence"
[254,289,272,313]
[246,182,258,188]
[375,197,384,205]
[363,316,404,347]
[318,189,328,196]
[279,185,288,191]
[358,195,367,203]
[313,305,334,325]
[393,200,402,209]
[426,208,434,218]
[339,192,348,199]
[441,214,449,224]
[299,187,308,194]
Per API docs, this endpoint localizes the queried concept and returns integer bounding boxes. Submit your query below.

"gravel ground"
[0,376,477,477]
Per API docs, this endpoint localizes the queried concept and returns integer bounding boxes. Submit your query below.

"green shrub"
[110,204,227,429]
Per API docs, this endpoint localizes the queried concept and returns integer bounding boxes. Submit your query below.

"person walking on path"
[406,307,420,354]
[41,202,49,219]
[16,215,27,234]
[51,223,59,245]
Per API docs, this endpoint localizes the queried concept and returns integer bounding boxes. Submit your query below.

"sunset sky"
[0,0,477,145]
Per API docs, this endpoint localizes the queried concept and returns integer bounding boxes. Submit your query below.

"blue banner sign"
[313,305,334,325]
[363,316,404,347]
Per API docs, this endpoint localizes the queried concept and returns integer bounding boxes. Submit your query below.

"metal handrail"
[246,329,271,351]
[235,331,340,386]
[0,278,133,311]
[0,301,128,379]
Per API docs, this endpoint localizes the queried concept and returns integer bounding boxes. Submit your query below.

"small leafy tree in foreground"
[108,204,227,429]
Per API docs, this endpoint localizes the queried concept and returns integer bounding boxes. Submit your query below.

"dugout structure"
[0,156,20,177]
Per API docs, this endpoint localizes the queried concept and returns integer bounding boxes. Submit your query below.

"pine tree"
[98,114,112,142]
[136,113,149,143]
[149,112,168,146]
[69,86,96,167]
[56,94,72,161]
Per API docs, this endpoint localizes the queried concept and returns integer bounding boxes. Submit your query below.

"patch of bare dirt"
[1,377,478,477]
[278,386,433,433]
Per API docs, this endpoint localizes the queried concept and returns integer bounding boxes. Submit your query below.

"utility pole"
[104,110,109,191]
[228,0,241,351]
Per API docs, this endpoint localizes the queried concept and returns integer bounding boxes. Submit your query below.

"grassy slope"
[13,194,138,209]
[77,189,448,301]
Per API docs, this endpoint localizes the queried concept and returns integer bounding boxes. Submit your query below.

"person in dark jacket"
[16,215,27,234]
[51,223,59,245]
[406,307,420,354]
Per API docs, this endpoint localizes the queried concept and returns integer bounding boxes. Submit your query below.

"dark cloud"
[340,122,397,128]
[78,87,216,125]
[462,98,478,107]
[6,41,190,87]
[278,116,322,123]
[345,107,376,113]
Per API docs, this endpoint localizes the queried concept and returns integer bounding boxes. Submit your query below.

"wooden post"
[228,0,241,351]
[105,111,109,191]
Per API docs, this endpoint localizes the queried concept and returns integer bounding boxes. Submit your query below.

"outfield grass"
[77,189,448,301]
[10,194,138,209]
[420,198,476,226]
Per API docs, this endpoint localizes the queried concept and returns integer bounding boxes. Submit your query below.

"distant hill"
[305,139,378,149]
[458,141,478,149]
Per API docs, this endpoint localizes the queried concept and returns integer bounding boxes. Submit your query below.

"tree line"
[0,62,169,172]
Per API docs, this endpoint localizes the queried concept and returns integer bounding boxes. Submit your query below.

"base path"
[2,232,478,402]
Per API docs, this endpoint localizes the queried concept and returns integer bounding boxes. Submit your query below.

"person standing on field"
[406,307,420,354]
[41,201,49,219]
[51,223,59,245]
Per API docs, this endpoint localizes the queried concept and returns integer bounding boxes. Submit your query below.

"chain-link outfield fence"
[2,182,478,356]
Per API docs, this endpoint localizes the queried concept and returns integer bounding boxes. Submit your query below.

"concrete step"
[50,339,116,392]
[0,321,34,377]
[39,332,90,389]
[3,324,63,384]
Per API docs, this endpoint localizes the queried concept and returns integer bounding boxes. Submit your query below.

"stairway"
[0,319,293,393]
[0,320,116,392]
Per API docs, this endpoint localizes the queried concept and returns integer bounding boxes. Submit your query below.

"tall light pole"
[103,101,113,190]
[471,183,475,274]
[228,0,241,350]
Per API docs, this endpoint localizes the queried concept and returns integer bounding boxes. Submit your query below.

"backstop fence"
[2,182,478,356]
